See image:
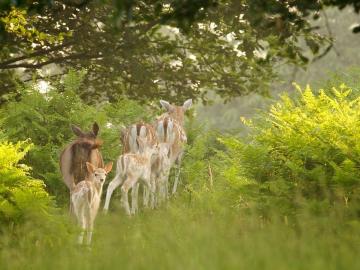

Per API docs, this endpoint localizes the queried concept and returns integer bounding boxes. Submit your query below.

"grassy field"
[1,194,359,270]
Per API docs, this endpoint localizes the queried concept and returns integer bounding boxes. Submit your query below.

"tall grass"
[1,197,359,270]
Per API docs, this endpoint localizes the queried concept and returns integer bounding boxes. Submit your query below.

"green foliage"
[210,83,360,218]
[0,140,54,227]
[3,0,357,104]
[258,84,360,191]
[0,7,70,45]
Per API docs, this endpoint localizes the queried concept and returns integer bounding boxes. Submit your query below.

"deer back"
[121,122,157,154]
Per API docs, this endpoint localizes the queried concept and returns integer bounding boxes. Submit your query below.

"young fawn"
[71,162,113,245]
[119,122,157,213]
[104,137,157,215]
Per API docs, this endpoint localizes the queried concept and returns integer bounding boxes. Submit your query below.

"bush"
[258,84,360,192]
[0,140,54,227]
[211,83,360,217]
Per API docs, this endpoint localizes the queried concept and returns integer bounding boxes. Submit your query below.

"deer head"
[86,162,113,186]
[71,122,102,148]
[159,99,192,125]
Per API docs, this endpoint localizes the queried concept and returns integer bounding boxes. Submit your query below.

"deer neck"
[95,183,103,195]
[160,111,184,127]
[169,108,185,126]
[85,175,103,194]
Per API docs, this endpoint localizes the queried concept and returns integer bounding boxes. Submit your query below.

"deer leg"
[144,176,155,208]
[86,207,94,246]
[121,178,134,216]
[143,183,150,208]
[165,168,171,200]
[150,178,157,209]
[131,183,140,215]
[143,178,154,209]
[165,176,169,199]
[104,173,123,212]
[69,198,73,215]
[77,206,86,245]
[78,230,85,245]
[158,175,166,205]
[151,173,158,208]
[172,155,183,195]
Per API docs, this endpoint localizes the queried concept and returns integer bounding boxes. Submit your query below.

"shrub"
[216,83,360,214]
[0,140,54,227]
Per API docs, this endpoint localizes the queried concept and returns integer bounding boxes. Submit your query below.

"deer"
[60,122,104,190]
[104,122,170,214]
[71,161,113,245]
[154,99,192,194]
[116,122,157,214]
[103,137,158,215]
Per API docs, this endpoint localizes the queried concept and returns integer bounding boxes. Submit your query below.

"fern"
[0,140,54,227]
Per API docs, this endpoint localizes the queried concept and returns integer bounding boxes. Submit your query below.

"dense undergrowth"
[1,70,360,269]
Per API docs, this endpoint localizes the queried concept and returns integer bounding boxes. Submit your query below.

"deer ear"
[86,162,96,173]
[104,162,113,174]
[160,100,173,112]
[71,124,84,137]
[92,122,99,136]
[183,99,192,111]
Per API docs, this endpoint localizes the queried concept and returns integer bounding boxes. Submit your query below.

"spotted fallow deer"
[118,122,171,210]
[117,122,157,213]
[71,162,113,245]
[154,99,192,194]
[60,122,104,190]
[103,137,157,215]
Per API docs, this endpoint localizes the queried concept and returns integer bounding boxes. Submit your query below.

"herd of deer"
[59,99,192,245]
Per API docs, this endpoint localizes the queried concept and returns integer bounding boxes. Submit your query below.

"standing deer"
[60,122,104,190]
[104,137,157,215]
[155,99,192,194]
[118,122,157,213]
[71,162,113,245]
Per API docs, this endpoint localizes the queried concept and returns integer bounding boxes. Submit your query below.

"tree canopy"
[1,0,360,104]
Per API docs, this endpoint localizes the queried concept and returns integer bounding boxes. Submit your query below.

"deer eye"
[95,173,98,177]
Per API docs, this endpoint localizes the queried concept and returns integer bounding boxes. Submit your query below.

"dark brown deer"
[60,122,104,190]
